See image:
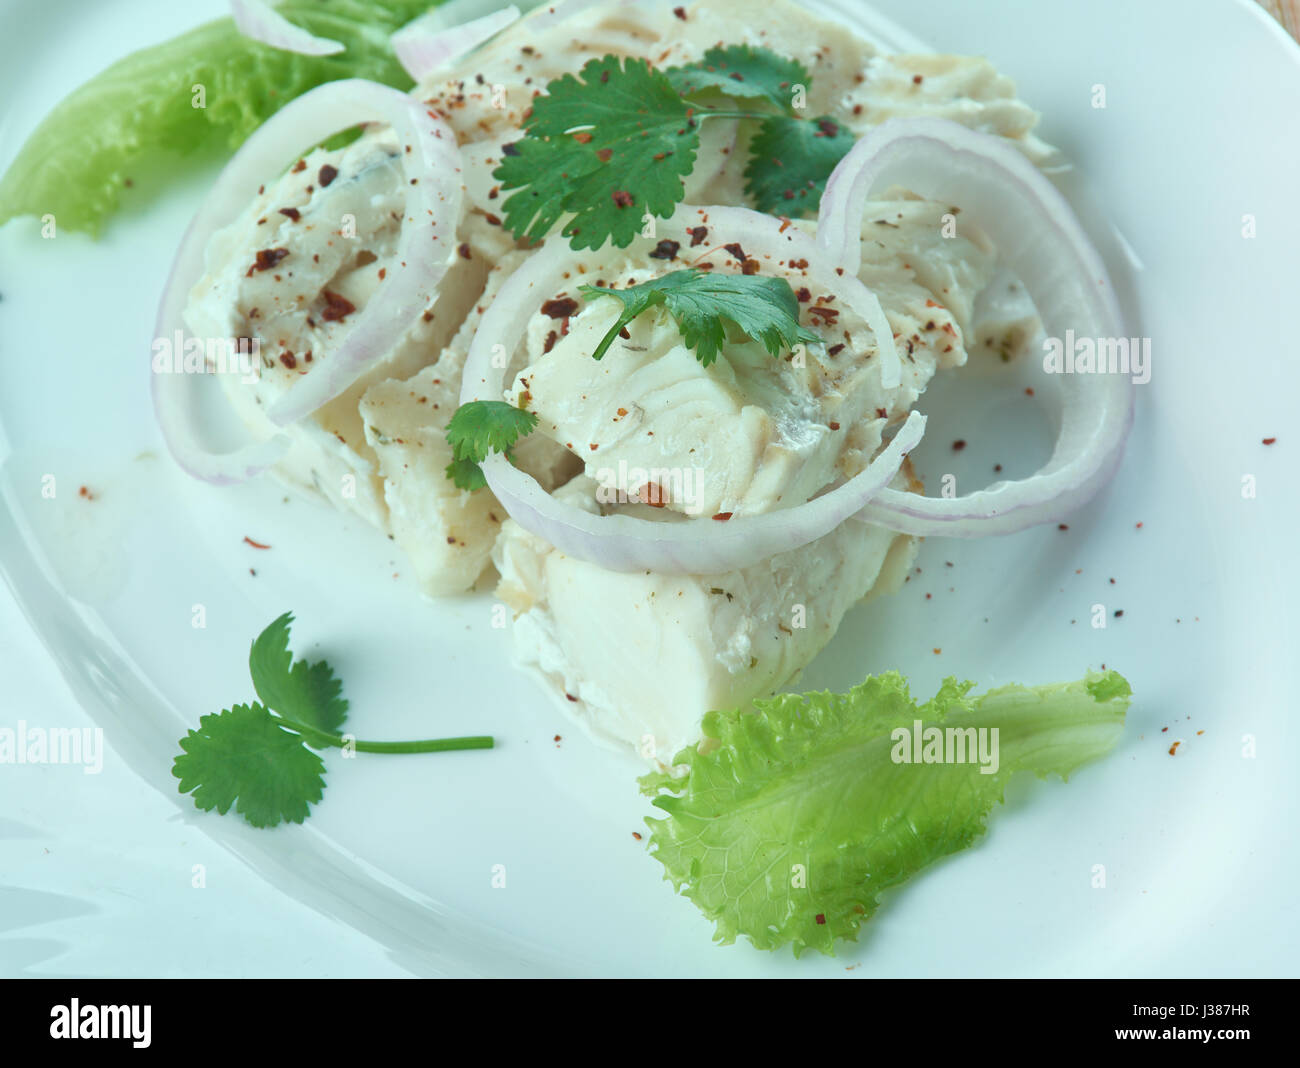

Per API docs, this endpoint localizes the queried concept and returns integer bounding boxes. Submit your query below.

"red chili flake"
[319,164,339,187]
[639,483,670,507]
[648,239,680,260]
[723,242,747,262]
[278,207,301,222]
[912,74,923,85]
[573,131,593,144]
[484,212,502,226]
[952,439,966,451]
[1169,741,1181,755]
[829,421,841,431]
[600,69,610,83]
[795,286,812,303]
[1058,523,1069,531]
[488,186,499,199]
[741,258,760,275]
[688,225,708,246]
[1114,609,1124,617]
[933,647,942,655]
[596,147,613,163]
[1197,729,1205,736]
[632,831,643,840]
[808,305,839,322]
[78,485,95,500]
[828,343,846,356]
[1136,521,1144,529]
[279,351,297,369]
[618,327,631,339]
[712,512,734,521]
[994,463,1002,472]
[1162,727,1168,732]
[321,289,356,322]
[611,190,635,208]
[243,536,271,550]
[542,296,579,318]
[815,119,839,138]
[815,914,826,925]
[501,141,521,157]
[876,407,888,418]
[249,247,289,274]
[377,268,386,281]
[789,258,809,269]
[303,351,313,363]
[291,158,307,173]
[543,330,559,353]
[1025,387,1035,396]
[458,242,472,259]
[1262,437,1277,445]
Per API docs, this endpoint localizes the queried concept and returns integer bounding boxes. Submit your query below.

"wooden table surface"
[1258,0,1299,37]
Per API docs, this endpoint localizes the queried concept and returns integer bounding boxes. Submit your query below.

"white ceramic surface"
[0,0,1297,977]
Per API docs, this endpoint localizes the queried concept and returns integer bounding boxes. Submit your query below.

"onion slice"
[230,0,344,56]
[391,5,521,82]
[459,208,925,574]
[819,117,1133,536]
[153,79,463,483]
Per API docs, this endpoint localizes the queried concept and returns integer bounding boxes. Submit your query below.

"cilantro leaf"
[445,456,488,492]
[664,45,809,113]
[446,401,538,464]
[174,614,495,829]
[743,114,855,214]
[494,55,698,249]
[641,670,1131,956]
[249,612,348,736]
[579,269,822,366]
[173,703,327,828]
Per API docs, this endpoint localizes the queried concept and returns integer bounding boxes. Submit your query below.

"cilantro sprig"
[444,400,538,491]
[579,269,822,366]
[173,613,494,828]
[495,45,856,249]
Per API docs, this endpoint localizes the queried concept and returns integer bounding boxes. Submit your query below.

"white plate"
[1,0,1297,977]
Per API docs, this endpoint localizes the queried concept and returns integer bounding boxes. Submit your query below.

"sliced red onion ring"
[265,86,463,425]
[154,79,462,483]
[819,117,1133,536]
[391,5,521,83]
[459,208,925,574]
[529,0,646,31]
[230,0,344,56]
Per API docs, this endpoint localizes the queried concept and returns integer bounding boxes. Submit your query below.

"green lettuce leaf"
[0,0,435,237]
[641,669,1131,956]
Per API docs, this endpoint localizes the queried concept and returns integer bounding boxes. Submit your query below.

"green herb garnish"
[641,669,1131,956]
[443,400,539,490]
[495,45,856,249]
[173,613,493,828]
[580,268,822,366]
